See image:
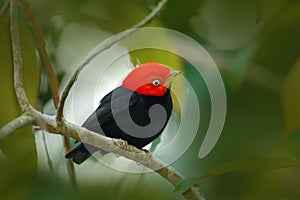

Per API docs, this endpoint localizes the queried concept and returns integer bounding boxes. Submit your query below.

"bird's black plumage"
[65,86,173,164]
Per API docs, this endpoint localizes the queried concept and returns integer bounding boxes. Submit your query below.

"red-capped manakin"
[65,62,182,164]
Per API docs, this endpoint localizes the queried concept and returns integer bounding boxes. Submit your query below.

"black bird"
[65,62,181,164]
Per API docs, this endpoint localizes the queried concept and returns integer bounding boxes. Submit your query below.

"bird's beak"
[166,70,182,87]
[167,70,182,82]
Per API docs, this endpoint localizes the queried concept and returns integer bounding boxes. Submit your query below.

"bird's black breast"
[86,86,173,149]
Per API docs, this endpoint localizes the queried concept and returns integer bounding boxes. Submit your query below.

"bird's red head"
[122,62,181,97]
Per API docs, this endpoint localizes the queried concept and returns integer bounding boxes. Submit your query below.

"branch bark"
[0,114,35,140]
[10,0,30,111]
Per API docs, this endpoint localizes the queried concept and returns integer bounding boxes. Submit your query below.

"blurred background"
[1,0,300,199]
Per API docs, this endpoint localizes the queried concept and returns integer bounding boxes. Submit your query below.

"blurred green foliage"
[1,0,300,199]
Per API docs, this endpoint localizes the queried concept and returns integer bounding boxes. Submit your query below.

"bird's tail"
[65,143,94,165]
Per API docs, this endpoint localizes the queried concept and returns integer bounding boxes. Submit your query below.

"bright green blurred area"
[1,0,300,199]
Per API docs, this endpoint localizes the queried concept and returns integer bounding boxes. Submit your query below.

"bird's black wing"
[67,87,139,164]
[82,86,139,129]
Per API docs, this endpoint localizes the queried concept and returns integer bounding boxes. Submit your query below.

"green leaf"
[282,57,300,134]
[199,157,300,180]
[173,177,198,194]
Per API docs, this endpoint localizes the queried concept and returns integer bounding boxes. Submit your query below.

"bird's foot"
[141,148,153,161]
[141,149,150,154]
[112,138,128,150]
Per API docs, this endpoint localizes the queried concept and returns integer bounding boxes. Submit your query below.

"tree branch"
[31,109,203,200]
[3,0,203,199]
[0,114,35,141]
[56,0,168,122]
[20,0,76,186]
[0,106,203,199]
[10,0,30,111]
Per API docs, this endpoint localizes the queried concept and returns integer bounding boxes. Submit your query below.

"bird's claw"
[141,149,150,154]
[112,138,128,149]
[141,148,152,161]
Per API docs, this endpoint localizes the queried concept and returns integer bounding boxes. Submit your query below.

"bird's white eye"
[152,79,160,86]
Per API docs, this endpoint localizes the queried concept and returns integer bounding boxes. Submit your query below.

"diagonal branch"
[56,0,168,122]
[33,111,203,200]
[10,0,30,111]
[0,106,203,199]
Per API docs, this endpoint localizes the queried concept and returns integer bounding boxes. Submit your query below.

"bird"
[65,62,182,164]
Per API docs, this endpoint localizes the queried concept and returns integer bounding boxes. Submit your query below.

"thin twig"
[0,114,35,141]
[20,0,76,186]
[132,0,167,29]
[10,0,30,111]
[20,0,59,106]
[41,130,54,172]
[62,135,77,186]
[0,148,7,160]
[56,0,168,122]
[0,0,9,17]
